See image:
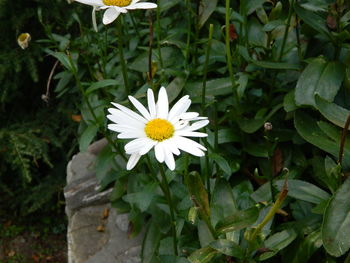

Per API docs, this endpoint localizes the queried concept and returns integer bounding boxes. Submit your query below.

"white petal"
[103,8,120,25]
[156,87,169,119]
[164,138,180,156]
[175,131,208,137]
[114,6,128,13]
[126,3,157,9]
[107,109,144,129]
[108,123,139,133]
[127,154,141,170]
[175,136,207,157]
[174,120,190,130]
[128,96,151,120]
[164,148,175,171]
[111,102,147,123]
[154,143,165,163]
[139,140,157,155]
[168,95,190,121]
[169,100,191,123]
[183,120,209,132]
[147,89,157,119]
[118,131,145,139]
[125,138,149,153]
[179,112,199,120]
[75,0,104,6]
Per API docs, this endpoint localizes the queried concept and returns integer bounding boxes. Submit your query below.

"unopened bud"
[17,33,31,49]
[264,122,273,131]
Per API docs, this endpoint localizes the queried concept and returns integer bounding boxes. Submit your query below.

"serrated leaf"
[322,178,350,257]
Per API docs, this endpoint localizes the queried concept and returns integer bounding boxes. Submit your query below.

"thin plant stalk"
[148,15,154,87]
[278,0,295,61]
[185,0,192,72]
[338,114,350,165]
[156,0,165,80]
[201,24,214,200]
[117,17,130,95]
[249,180,288,242]
[225,0,238,104]
[158,163,178,256]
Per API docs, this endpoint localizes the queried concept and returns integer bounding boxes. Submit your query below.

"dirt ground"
[0,224,67,263]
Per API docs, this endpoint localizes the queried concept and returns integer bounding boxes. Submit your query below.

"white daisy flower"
[107,87,209,171]
[74,0,157,25]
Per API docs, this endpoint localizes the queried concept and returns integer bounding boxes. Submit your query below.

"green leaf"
[185,78,232,99]
[252,60,301,70]
[215,206,259,234]
[209,239,244,258]
[259,229,298,260]
[315,95,350,129]
[142,221,162,263]
[237,46,300,70]
[210,153,232,177]
[242,0,266,15]
[283,90,298,112]
[51,51,75,72]
[275,179,330,204]
[187,171,210,218]
[295,59,344,107]
[294,110,350,166]
[85,79,119,95]
[188,247,218,263]
[322,178,350,257]
[123,183,158,212]
[284,230,322,263]
[238,104,283,133]
[198,0,218,28]
[78,125,99,152]
[294,3,333,41]
[166,77,186,103]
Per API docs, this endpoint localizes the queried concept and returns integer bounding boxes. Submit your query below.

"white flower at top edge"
[107,87,209,171]
[74,0,157,25]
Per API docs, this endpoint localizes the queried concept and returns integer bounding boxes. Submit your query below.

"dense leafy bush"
[3,0,350,262]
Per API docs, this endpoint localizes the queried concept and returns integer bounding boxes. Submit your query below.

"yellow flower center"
[144,118,174,142]
[102,0,132,6]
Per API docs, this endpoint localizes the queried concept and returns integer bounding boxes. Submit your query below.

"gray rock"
[65,139,143,263]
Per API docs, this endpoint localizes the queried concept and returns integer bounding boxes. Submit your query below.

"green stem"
[278,0,295,61]
[156,0,165,81]
[158,163,178,256]
[201,24,214,114]
[129,13,141,39]
[225,0,238,104]
[249,180,288,242]
[185,0,192,72]
[117,17,130,95]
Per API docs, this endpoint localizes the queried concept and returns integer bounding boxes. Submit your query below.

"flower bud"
[17,33,31,49]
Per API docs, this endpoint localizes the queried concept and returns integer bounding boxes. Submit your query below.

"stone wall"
[64,140,143,263]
